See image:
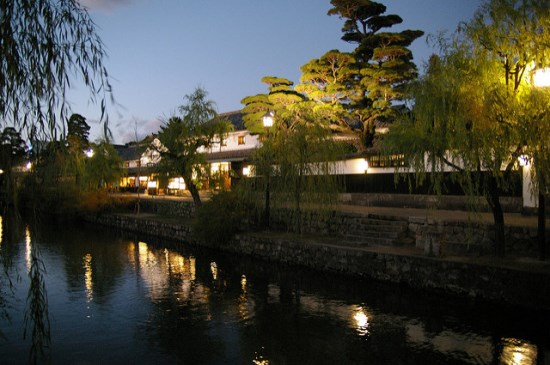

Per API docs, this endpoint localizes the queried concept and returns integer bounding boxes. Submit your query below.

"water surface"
[0,216,548,364]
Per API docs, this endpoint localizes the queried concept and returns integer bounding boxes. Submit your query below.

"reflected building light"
[127,242,136,268]
[164,248,170,267]
[25,225,32,272]
[238,274,251,320]
[253,347,270,365]
[83,253,93,302]
[138,241,149,265]
[210,262,218,280]
[175,255,185,273]
[166,250,185,275]
[190,256,196,281]
[352,306,370,337]
[500,338,537,365]
[241,275,247,292]
[0,215,3,246]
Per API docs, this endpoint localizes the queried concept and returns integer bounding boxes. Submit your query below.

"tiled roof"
[204,148,255,162]
[113,144,144,161]
[219,110,245,131]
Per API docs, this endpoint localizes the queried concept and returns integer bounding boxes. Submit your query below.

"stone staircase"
[341,215,412,247]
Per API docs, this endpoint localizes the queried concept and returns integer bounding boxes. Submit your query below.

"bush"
[193,190,246,246]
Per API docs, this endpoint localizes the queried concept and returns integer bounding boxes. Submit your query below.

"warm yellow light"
[26,161,32,170]
[138,176,148,182]
[210,262,218,280]
[499,338,537,365]
[241,274,247,291]
[84,253,93,303]
[354,311,368,327]
[533,68,550,87]
[243,166,250,177]
[168,177,185,190]
[211,163,220,173]
[263,111,274,128]
[353,307,370,336]
[361,159,369,173]
[518,155,530,167]
[147,180,157,188]
[25,226,32,272]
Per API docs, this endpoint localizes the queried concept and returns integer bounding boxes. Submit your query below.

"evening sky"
[73,0,483,143]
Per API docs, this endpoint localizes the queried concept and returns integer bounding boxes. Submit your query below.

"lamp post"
[262,111,274,228]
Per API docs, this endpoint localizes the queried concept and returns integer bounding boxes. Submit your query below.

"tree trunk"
[486,176,506,257]
[538,192,546,261]
[186,179,202,207]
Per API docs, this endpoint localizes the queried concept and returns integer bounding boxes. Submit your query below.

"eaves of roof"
[204,148,255,162]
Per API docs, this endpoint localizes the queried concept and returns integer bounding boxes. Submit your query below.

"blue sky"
[73,0,483,144]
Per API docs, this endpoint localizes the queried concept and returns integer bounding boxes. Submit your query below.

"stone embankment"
[90,198,550,311]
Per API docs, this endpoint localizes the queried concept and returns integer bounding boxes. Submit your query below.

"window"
[238,135,246,145]
[220,138,227,147]
[367,154,407,168]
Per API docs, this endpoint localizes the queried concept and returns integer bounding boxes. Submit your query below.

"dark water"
[0,215,548,365]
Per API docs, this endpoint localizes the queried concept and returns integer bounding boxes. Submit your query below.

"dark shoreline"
[86,209,550,312]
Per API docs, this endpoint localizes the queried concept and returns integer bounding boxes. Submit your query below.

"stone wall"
[88,212,550,311]
[229,233,550,311]
[271,207,546,257]
[137,199,195,218]
[409,217,546,257]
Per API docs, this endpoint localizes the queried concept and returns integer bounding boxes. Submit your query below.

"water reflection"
[353,306,370,337]
[500,338,537,365]
[83,253,93,303]
[24,225,31,272]
[0,220,548,364]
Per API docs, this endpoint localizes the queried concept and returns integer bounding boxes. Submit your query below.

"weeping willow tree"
[241,77,345,233]
[1,0,113,213]
[1,0,112,139]
[1,2,112,360]
[385,0,549,257]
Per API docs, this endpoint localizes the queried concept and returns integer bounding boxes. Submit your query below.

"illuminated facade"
[113,111,538,211]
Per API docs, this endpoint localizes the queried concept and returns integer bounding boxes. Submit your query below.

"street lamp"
[262,111,274,128]
[262,111,274,228]
[533,68,550,87]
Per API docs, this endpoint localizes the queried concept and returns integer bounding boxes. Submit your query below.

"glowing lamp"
[361,159,369,173]
[533,68,550,87]
[262,111,274,128]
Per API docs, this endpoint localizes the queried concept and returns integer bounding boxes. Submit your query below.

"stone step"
[346,230,403,239]
[343,235,399,246]
[360,218,408,226]
[355,223,408,233]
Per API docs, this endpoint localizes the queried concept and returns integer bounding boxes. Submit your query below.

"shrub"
[193,190,246,246]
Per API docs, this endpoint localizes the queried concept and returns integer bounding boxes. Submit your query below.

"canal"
[0,215,548,364]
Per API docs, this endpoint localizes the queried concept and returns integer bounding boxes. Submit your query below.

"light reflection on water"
[0,218,547,364]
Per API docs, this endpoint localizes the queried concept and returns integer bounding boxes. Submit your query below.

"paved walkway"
[121,192,546,228]
[337,204,546,228]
